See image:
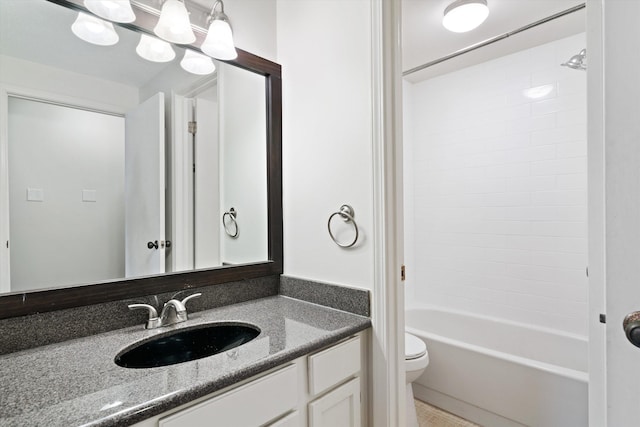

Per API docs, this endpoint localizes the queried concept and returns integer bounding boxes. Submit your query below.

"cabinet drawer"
[159,364,298,427]
[267,410,300,427]
[308,336,361,396]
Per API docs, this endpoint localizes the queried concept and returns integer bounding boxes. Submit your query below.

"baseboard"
[412,383,526,427]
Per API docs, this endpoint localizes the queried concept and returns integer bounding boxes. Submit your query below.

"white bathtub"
[406,307,588,427]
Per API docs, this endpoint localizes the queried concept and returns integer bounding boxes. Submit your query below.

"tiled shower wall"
[404,33,587,336]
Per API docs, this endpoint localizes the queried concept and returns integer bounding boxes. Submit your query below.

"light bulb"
[154,0,196,45]
[180,50,216,75]
[136,34,176,62]
[71,12,119,46]
[84,0,136,23]
[201,17,237,60]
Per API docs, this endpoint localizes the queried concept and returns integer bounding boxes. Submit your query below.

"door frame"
[371,0,405,426]
[0,84,126,293]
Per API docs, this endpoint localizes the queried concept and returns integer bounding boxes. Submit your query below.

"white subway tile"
[531,124,587,145]
[531,190,587,206]
[531,157,587,175]
[557,174,587,190]
[557,141,587,158]
[506,176,556,192]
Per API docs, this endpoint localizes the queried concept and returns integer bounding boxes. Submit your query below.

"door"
[592,0,640,425]
[125,92,165,277]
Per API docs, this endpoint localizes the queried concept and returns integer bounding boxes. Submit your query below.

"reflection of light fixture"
[180,50,216,75]
[84,0,136,23]
[523,84,554,100]
[442,0,489,33]
[154,0,196,44]
[136,34,176,62]
[201,0,237,60]
[71,12,119,46]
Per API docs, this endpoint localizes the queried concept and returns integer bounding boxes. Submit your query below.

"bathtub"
[406,307,588,427]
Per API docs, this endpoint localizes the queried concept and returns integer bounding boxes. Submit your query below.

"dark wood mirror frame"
[0,0,282,320]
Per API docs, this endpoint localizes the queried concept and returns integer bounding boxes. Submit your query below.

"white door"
[592,0,640,425]
[125,92,165,277]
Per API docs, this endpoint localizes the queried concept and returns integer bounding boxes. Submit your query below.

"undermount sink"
[115,323,261,368]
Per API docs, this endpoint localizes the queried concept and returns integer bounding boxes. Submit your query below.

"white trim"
[586,0,606,425]
[371,0,405,425]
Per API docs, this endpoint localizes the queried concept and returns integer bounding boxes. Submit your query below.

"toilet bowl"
[405,332,429,427]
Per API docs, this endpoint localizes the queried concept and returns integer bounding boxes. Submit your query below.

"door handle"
[147,240,159,250]
[623,312,640,347]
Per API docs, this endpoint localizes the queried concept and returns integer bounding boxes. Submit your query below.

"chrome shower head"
[561,48,586,71]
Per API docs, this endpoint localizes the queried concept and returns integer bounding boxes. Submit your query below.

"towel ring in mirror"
[223,207,239,238]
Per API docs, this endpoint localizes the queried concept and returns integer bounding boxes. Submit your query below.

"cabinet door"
[308,377,361,427]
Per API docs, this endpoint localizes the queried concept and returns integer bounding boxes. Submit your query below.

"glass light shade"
[71,12,119,46]
[136,34,176,62]
[180,50,216,75]
[154,0,196,45]
[84,0,136,23]
[442,0,489,33]
[201,18,237,60]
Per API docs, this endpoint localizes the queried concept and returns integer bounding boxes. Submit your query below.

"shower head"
[561,48,586,71]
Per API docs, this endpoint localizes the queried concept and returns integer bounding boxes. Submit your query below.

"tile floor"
[415,399,481,427]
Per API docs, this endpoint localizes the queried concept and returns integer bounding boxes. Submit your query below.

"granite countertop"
[0,295,371,427]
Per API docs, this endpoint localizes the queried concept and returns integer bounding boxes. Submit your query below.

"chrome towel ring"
[328,204,359,248]
[223,207,239,238]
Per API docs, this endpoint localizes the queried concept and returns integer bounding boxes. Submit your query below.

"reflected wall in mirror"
[0,0,279,307]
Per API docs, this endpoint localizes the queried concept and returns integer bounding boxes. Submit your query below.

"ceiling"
[402,0,586,83]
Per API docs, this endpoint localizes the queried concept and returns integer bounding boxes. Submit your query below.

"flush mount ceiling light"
[84,0,136,23]
[71,12,119,46]
[201,0,238,60]
[442,0,489,33]
[154,0,196,45]
[136,34,176,62]
[180,50,217,75]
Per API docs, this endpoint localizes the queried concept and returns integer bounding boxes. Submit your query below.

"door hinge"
[188,121,197,134]
[600,314,606,324]
[401,265,406,282]
[5,240,8,249]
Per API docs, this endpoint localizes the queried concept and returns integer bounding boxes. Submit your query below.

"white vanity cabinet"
[132,331,367,427]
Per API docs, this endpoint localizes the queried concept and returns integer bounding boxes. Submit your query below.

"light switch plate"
[27,188,44,202]
[82,189,97,202]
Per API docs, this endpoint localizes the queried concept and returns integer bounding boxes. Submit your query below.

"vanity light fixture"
[136,34,176,62]
[180,49,216,75]
[442,0,489,33]
[84,0,136,23]
[71,12,119,46]
[200,0,238,60]
[154,0,196,45]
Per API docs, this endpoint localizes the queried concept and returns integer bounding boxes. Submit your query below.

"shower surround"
[404,33,588,337]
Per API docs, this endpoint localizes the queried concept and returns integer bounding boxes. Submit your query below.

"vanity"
[0,293,370,426]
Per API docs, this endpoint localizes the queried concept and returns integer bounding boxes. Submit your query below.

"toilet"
[405,332,429,427]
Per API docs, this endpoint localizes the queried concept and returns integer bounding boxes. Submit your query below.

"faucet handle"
[128,303,162,329]
[181,293,202,307]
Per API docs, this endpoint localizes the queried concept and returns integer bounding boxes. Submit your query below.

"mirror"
[0,0,282,318]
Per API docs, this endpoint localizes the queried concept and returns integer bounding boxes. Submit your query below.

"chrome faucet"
[128,293,202,329]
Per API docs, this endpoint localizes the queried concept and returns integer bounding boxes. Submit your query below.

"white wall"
[404,34,588,336]
[0,55,138,112]
[8,97,125,291]
[277,0,374,290]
